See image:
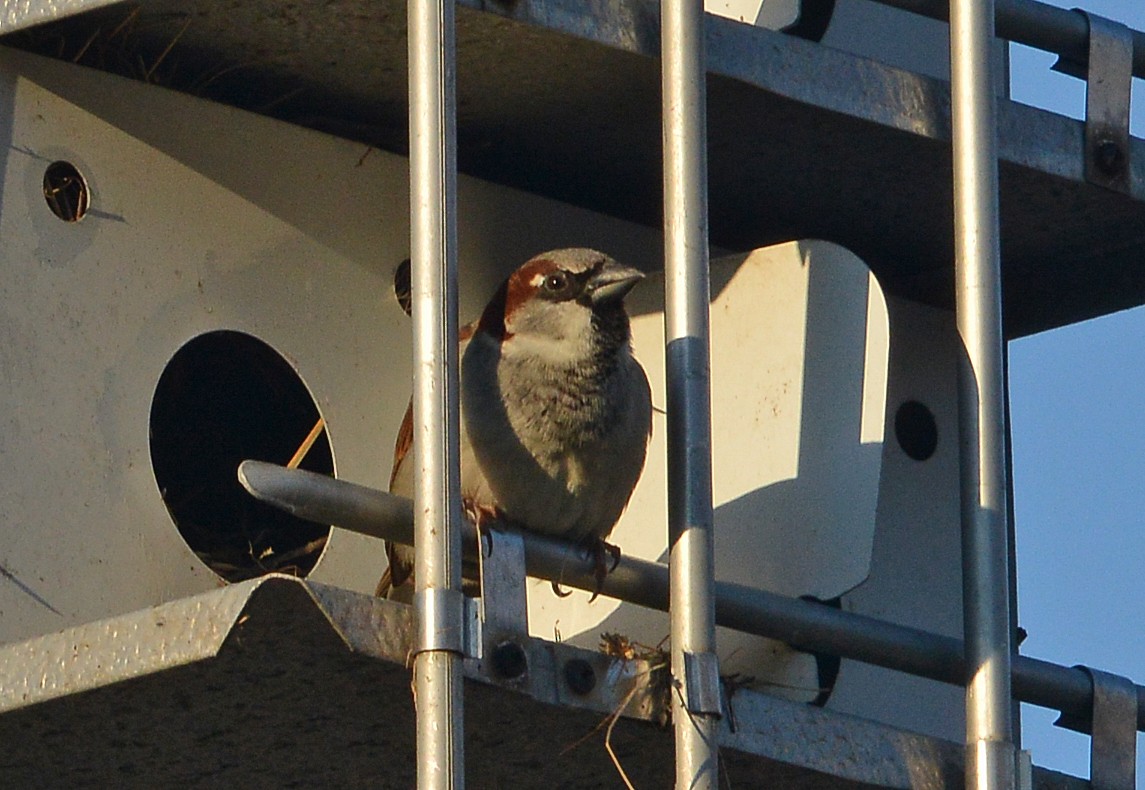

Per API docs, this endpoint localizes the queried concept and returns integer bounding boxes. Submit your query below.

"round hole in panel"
[42,160,89,222]
[149,330,333,581]
[894,399,938,462]
[393,258,412,316]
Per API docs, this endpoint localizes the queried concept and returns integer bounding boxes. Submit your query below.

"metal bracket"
[478,528,529,661]
[1055,11,1134,193]
[1017,749,1034,790]
[413,586,472,656]
[1055,666,1137,790]
[682,650,723,717]
[1088,667,1138,790]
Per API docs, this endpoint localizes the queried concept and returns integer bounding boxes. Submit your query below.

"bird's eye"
[543,272,570,293]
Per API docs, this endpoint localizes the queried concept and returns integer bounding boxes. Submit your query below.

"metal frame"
[408,0,465,787]
[241,460,1145,735]
[8,0,1131,782]
[334,0,1141,784]
[0,0,1139,784]
[4,0,1143,77]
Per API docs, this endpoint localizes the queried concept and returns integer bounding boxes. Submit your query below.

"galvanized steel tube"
[872,0,1145,78]
[240,460,1145,733]
[949,0,1016,788]
[661,1,719,787]
[408,0,464,787]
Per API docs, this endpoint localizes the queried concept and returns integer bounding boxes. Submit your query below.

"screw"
[491,641,527,680]
[1095,139,1125,176]
[563,658,597,695]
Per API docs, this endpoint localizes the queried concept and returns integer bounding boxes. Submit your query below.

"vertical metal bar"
[662,2,719,788]
[408,0,464,788]
[948,1,1016,788]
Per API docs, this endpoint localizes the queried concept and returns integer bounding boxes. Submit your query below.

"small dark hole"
[563,658,597,695]
[894,400,938,462]
[491,641,528,680]
[394,258,412,316]
[43,161,89,222]
[149,331,333,581]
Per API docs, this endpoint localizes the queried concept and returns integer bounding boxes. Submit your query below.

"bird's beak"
[586,262,645,305]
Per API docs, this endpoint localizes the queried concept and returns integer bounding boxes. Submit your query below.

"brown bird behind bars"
[376,248,652,601]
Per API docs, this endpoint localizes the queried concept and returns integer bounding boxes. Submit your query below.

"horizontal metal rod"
[869,0,1145,79]
[238,460,1145,732]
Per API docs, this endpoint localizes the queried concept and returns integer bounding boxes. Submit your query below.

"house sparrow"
[377,248,652,601]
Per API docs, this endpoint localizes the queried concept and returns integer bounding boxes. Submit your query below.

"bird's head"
[477,248,644,364]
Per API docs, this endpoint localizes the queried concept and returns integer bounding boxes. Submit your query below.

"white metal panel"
[706,0,801,29]
[0,47,662,642]
[828,295,967,740]
[528,242,889,698]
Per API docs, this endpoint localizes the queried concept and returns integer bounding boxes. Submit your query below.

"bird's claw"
[587,540,621,603]
[548,541,619,601]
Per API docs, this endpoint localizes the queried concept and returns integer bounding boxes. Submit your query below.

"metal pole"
[949,0,1016,788]
[240,460,1145,734]
[870,0,1145,80]
[408,0,464,787]
[662,2,719,788]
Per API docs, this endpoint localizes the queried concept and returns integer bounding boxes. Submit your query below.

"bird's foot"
[551,539,621,600]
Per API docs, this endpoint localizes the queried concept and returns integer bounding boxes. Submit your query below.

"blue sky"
[1006,0,1145,778]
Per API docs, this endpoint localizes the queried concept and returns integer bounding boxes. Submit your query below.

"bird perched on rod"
[377,248,652,601]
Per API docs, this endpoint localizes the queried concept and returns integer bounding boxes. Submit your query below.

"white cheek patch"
[529,273,547,288]
[503,301,594,365]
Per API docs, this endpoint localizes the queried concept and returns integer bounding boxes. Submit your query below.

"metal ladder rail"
[662,1,720,787]
[949,0,1016,788]
[408,0,465,788]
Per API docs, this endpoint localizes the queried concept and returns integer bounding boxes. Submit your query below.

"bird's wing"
[383,400,415,591]
[381,320,479,597]
[390,398,414,489]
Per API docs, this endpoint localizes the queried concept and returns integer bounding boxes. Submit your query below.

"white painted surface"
[529,243,889,698]
[0,47,962,738]
[0,47,662,640]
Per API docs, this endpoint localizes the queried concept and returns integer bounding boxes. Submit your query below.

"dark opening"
[894,400,938,462]
[149,330,333,581]
[42,160,89,222]
[393,258,412,316]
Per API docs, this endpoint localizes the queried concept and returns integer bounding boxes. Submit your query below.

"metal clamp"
[1088,667,1138,790]
[682,650,723,717]
[413,586,472,657]
[1055,11,1134,193]
[1056,666,1137,790]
